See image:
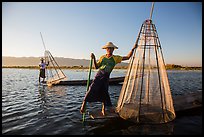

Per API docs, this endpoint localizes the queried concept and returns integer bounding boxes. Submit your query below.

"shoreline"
[2,66,202,70]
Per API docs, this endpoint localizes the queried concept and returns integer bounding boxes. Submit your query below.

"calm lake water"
[2,68,202,135]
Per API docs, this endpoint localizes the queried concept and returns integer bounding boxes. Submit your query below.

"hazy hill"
[2,56,128,67]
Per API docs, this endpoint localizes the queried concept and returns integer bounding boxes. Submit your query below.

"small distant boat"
[50,76,125,86]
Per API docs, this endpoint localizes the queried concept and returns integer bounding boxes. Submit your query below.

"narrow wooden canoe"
[52,76,125,86]
[173,92,202,116]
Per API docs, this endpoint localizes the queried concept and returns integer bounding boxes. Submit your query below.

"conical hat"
[102,42,118,49]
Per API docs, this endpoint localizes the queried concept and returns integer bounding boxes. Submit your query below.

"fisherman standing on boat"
[39,58,49,83]
[80,42,136,116]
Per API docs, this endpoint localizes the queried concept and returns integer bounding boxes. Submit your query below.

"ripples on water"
[2,69,202,135]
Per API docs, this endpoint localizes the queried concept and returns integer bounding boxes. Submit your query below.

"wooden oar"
[82,57,93,123]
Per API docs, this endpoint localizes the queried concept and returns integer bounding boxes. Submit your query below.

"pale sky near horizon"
[2,2,202,66]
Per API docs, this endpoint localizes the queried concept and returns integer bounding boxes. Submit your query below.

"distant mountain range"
[2,56,128,67]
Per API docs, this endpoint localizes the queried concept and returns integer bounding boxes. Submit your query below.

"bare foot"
[99,111,105,116]
[80,106,85,114]
[101,110,105,116]
[80,101,86,114]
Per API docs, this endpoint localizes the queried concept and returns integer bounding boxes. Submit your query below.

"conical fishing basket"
[116,19,176,124]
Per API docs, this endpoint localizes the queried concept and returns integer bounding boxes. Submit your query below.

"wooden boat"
[52,76,125,86]
[173,92,202,116]
[85,92,202,122]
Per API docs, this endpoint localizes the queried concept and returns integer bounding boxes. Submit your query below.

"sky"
[2,2,202,67]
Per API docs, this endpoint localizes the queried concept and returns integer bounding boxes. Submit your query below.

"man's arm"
[122,44,137,61]
[91,53,99,69]
[46,61,49,66]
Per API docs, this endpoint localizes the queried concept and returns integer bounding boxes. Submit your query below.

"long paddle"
[82,57,93,122]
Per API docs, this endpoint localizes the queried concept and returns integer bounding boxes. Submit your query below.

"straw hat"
[102,42,118,49]
[40,58,44,61]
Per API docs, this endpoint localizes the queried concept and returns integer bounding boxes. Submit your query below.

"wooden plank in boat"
[88,109,119,120]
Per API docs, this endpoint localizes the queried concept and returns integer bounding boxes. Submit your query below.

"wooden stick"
[149,2,155,20]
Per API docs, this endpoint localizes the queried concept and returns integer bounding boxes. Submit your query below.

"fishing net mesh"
[116,20,175,124]
[44,50,67,86]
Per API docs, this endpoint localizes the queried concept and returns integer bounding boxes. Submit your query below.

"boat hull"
[52,76,125,86]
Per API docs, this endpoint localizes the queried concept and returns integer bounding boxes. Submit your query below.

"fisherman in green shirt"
[80,42,136,115]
